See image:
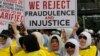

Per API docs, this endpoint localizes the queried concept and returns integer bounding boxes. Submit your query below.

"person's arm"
[70,23,80,38]
[11,22,19,36]
[61,29,67,43]
[20,23,28,35]
[11,22,22,53]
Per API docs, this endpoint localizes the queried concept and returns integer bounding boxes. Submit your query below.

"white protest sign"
[24,0,77,29]
[0,0,24,25]
[0,21,8,33]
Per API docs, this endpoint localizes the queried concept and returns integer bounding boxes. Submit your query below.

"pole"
[82,15,86,29]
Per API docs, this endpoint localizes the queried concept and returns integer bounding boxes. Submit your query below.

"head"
[31,32,44,46]
[65,39,79,56]
[49,35,62,52]
[19,34,40,52]
[88,29,94,34]
[64,39,79,56]
[65,42,75,55]
[0,34,12,49]
[79,34,87,46]
[84,29,89,32]
[79,32,92,49]
[51,31,60,36]
[97,30,100,35]
[1,30,14,39]
[51,36,59,51]
[0,34,7,45]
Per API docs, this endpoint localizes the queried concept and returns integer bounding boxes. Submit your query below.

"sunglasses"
[79,35,87,40]
[0,37,6,40]
[65,42,75,49]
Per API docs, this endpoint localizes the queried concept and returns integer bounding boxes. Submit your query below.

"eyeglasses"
[65,42,75,49]
[79,35,87,40]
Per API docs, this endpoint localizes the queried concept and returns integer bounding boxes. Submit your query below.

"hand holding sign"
[73,23,80,31]
[20,23,28,35]
[10,22,19,36]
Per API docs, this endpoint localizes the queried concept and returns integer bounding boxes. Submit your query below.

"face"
[79,35,87,46]
[51,39,59,51]
[67,47,75,55]
[0,37,6,45]
[65,42,75,55]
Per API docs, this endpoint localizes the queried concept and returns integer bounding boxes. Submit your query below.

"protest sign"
[0,0,24,25]
[24,0,77,29]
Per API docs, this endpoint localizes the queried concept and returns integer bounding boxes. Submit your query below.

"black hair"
[1,30,14,39]
[19,34,40,52]
[0,34,8,40]
[19,37,24,48]
[43,29,55,33]
[65,42,75,49]
[51,36,59,43]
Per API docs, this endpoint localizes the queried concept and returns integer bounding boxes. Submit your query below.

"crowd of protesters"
[0,22,100,56]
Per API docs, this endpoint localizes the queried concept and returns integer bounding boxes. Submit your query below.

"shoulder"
[90,45,97,50]
[14,50,25,56]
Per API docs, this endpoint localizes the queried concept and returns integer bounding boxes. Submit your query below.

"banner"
[0,0,24,25]
[0,21,8,33]
[24,0,77,29]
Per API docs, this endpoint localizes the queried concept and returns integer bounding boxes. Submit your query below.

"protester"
[42,29,52,47]
[10,22,25,53]
[15,34,56,56]
[61,39,80,56]
[0,34,13,56]
[32,32,57,56]
[0,22,23,56]
[32,32,44,46]
[79,31,97,56]
[61,23,80,43]
[48,34,62,56]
